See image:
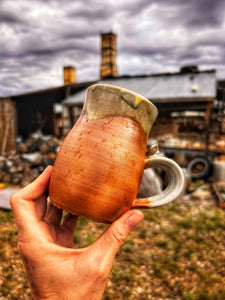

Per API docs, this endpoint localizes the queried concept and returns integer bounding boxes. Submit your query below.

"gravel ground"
[0,181,225,300]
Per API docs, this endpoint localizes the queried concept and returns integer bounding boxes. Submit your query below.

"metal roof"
[63,70,216,105]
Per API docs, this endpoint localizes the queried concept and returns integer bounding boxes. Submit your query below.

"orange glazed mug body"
[49,84,184,223]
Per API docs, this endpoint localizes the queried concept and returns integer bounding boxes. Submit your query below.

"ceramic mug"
[49,84,184,223]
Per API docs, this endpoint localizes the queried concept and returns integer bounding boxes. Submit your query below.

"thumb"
[93,209,143,267]
[18,165,53,201]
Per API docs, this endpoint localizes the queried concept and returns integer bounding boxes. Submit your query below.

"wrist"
[31,291,60,300]
[33,296,61,300]
[32,290,103,300]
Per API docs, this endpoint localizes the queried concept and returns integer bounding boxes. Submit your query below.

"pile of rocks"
[0,131,61,187]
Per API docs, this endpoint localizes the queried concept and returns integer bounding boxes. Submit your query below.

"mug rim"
[89,84,158,114]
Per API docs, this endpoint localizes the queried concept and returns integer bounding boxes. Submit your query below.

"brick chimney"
[63,66,76,85]
[100,32,117,79]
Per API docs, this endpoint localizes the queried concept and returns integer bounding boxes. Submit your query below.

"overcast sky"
[0,0,225,97]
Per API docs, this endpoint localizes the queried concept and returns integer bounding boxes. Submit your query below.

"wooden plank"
[205,101,212,125]
[0,99,16,154]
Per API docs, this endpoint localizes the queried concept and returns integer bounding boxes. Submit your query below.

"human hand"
[10,166,143,300]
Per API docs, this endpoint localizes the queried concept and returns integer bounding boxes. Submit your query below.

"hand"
[10,166,143,300]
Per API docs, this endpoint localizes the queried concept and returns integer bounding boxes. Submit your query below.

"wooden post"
[205,101,212,156]
[205,101,212,126]
[1,111,13,154]
[0,99,16,154]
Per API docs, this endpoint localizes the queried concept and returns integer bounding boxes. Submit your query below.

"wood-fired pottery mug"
[49,84,184,223]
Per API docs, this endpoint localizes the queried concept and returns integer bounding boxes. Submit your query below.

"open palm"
[11,166,143,300]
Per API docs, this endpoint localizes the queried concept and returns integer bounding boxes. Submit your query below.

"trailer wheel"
[187,157,212,180]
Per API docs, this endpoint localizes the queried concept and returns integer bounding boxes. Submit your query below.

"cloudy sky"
[0,0,225,97]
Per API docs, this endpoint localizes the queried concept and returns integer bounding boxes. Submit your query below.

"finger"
[12,166,53,202]
[35,195,47,220]
[91,210,143,268]
[45,202,63,225]
[10,166,53,235]
[62,213,78,234]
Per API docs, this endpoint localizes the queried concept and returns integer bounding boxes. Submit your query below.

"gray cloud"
[0,11,23,24]
[0,0,225,97]
[186,0,225,27]
[156,0,225,28]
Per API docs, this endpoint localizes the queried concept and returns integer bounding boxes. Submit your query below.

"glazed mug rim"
[84,84,158,137]
[88,83,158,113]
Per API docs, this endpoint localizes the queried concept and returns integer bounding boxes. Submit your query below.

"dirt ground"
[0,181,225,300]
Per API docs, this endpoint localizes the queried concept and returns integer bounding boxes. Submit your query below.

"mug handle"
[132,146,185,208]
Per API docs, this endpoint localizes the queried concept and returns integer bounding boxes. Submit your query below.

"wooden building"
[61,69,217,137]
[0,32,221,154]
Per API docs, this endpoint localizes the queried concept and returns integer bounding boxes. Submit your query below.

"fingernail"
[126,210,144,229]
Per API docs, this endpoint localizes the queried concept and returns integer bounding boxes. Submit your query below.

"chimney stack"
[100,32,117,79]
[63,66,76,85]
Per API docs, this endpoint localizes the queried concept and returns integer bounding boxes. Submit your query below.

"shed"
[61,70,217,135]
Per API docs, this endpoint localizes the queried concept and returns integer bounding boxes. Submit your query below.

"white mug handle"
[132,150,185,208]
